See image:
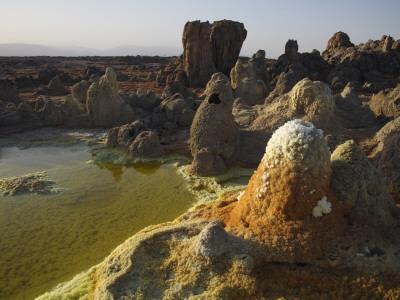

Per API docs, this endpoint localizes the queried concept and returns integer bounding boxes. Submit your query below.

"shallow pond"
[0,141,195,299]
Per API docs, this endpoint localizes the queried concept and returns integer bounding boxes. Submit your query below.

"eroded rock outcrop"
[152,92,197,130]
[323,32,400,91]
[334,83,376,128]
[230,51,269,106]
[37,98,67,126]
[252,78,336,133]
[323,31,354,58]
[269,40,329,100]
[128,130,164,158]
[189,73,239,175]
[86,67,135,127]
[369,83,400,120]
[289,78,335,126]
[0,79,21,104]
[182,21,215,88]
[182,20,247,87]
[210,20,247,76]
[71,80,90,105]
[368,117,400,204]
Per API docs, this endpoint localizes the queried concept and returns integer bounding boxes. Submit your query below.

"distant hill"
[0,43,181,57]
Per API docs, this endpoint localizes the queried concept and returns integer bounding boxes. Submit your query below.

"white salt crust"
[263,119,323,167]
[312,196,332,217]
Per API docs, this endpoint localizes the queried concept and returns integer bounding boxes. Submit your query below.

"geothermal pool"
[0,140,195,299]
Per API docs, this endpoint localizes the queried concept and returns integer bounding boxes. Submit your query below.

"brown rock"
[0,79,21,104]
[86,67,135,127]
[369,84,400,120]
[41,75,69,96]
[71,80,90,104]
[284,39,299,59]
[210,20,247,76]
[182,21,215,88]
[128,130,163,157]
[324,31,354,54]
[189,73,238,175]
[182,20,247,87]
[368,117,400,204]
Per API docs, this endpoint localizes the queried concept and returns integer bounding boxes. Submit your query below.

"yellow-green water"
[0,143,195,300]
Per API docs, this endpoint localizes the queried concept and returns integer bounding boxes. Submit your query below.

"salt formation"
[189,73,238,175]
[86,67,135,127]
[229,119,341,261]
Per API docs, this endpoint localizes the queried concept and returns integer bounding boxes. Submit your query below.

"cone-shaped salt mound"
[229,119,344,262]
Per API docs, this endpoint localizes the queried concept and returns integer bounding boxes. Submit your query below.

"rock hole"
[208,93,221,104]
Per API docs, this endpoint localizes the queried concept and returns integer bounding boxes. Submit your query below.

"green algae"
[0,143,195,300]
[177,165,252,203]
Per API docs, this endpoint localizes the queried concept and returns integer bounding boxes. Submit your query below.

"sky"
[1,0,399,57]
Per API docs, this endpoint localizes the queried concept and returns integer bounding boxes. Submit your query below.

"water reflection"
[131,161,162,175]
[93,161,162,182]
[95,163,124,182]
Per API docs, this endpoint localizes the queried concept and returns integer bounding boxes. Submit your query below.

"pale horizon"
[1,0,399,57]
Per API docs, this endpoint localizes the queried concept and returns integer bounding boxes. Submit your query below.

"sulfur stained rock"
[228,119,343,262]
[189,73,239,175]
